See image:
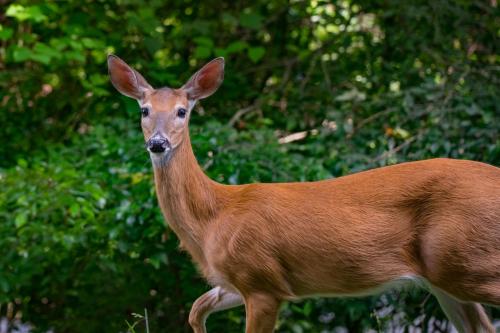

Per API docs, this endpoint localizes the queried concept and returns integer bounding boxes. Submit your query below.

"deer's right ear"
[182,57,224,101]
[107,55,152,100]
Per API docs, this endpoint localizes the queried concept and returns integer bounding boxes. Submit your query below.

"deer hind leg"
[188,286,243,333]
[430,286,495,333]
[244,293,281,333]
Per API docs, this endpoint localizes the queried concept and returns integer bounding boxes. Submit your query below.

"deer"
[107,55,500,333]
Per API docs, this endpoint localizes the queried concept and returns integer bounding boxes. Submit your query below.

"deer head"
[107,55,224,165]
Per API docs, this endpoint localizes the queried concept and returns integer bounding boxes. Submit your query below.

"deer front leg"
[244,293,281,333]
[188,286,243,333]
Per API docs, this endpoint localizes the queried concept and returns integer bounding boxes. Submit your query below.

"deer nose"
[147,136,170,153]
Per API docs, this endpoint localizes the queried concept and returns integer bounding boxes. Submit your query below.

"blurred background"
[0,0,499,332]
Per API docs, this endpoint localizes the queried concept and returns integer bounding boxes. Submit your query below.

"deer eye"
[177,108,187,118]
[141,107,149,117]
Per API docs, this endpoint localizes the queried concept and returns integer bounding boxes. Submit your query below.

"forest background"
[0,1,499,332]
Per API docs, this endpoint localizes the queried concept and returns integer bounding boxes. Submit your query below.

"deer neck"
[152,132,220,269]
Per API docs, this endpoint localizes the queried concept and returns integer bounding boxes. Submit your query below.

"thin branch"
[228,102,260,127]
[299,52,319,96]
[278,130,309,144]
[354,107,398,132]
[144,308,149,333]
[320,59,332,93]
[371,129,428,163]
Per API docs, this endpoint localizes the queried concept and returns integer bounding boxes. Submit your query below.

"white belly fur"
[287,274,429,301]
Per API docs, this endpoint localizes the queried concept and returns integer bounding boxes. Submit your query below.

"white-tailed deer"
[108,55,500,333]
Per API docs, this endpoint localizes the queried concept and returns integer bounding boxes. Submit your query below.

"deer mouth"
[148,146,173,166]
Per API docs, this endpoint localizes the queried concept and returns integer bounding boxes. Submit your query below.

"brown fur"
[108,55,500,333]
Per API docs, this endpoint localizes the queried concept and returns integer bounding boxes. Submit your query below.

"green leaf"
[49,37,70,51]
[248,46,265,63]
[69,203,80,217]
[81,37,105,49]
[393,127,410,139]
[69,39,84,51]
[222,13,238,27]
[214,47,227,58]
[15,213,28,228]
[30,52,51,64]
[64,50,86,62]
[239,12,263,29]
[0,277,9,293]
[193,36,214,48]
[0,26,13,41]
[29,43,60,64]
[194,46,211,59]
[17,158,28,168]
[12,46,32,62]
[225,41,248,54]
[144,37,162,55]
[303,301,313,316]
[34,42,60,58]
[89,73,108,86]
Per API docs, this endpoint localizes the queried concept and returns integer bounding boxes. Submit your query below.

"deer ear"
[107,55,152,100]
[182,57,224,101]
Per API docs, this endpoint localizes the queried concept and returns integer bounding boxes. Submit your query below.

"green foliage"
[0,0,498,332]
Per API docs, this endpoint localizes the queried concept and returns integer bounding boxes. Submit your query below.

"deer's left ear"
[108,55,152,100]
[182,57,224,101]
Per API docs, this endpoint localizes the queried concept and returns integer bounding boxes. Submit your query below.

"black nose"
[147,137,169,153]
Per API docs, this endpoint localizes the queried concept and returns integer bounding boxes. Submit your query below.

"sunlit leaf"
[6,4,47,22]
[15,213,28,228]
